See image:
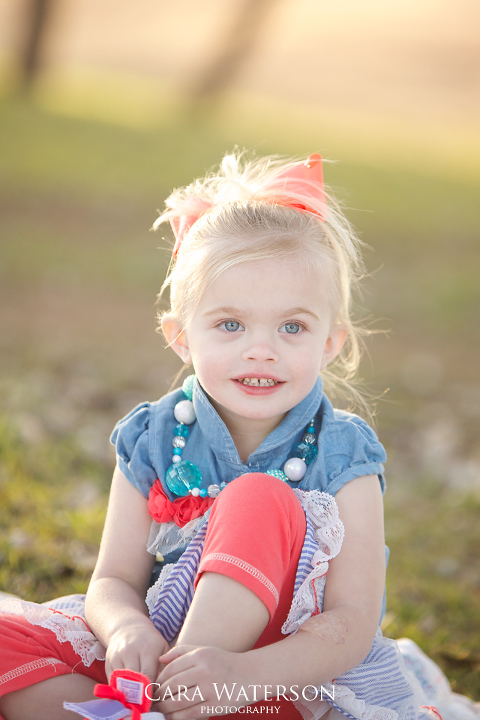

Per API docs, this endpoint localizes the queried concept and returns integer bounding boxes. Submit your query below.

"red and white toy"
[64,669,165,720]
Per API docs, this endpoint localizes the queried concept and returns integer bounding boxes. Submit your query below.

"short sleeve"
[110,403,158,498]
[318,410,386,496]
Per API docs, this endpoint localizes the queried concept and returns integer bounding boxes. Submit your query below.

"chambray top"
[110,376,386,501]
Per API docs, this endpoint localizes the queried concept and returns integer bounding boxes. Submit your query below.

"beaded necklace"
[165,375,319,498]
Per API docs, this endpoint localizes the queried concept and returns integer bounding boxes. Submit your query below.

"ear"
[161,314,192,365]
[320,326,347,370]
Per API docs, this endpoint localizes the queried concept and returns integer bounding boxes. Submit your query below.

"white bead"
[174,399,196,425]
[190,487,200,496]
[284,457,307,481]
[172,455,181,463]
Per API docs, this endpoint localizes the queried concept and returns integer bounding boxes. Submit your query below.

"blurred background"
[0,0,479,698]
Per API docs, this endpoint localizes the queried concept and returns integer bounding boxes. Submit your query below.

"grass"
[0,86,479,700]
[384,483,480,698]
[0,418,107,602]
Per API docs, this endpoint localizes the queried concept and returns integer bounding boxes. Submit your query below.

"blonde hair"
[154,151,372,416]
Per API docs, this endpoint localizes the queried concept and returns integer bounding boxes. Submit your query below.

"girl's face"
[163,258,346,437]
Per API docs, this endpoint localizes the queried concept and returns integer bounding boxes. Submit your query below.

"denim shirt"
[111,376,386,501]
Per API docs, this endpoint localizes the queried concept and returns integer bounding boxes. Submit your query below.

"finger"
[158,662,206,698]
[156,677,206,717]
[159,644,198,664]
[140,656,161,683]
[158,651,199,683]
[157,659,195,687]
[108,650,143,676]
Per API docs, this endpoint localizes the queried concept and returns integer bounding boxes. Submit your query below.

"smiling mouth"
[236,378,280,387]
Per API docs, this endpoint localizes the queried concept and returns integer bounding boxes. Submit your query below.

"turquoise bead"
[166,461,202,496]
[266,469,289,482]
[293,442,318,465]
[173,447,182,456]
[199,488,207,497]
[182,374,195,401]
[175,424,189,437]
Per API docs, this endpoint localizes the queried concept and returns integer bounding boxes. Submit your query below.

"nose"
[242,333,278,363]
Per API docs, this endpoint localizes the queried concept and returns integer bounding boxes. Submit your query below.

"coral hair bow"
[259,153,326,220]
[170,197,212,258]
[169,153,326,258]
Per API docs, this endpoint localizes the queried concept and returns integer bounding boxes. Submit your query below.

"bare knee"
[0,674,96,720]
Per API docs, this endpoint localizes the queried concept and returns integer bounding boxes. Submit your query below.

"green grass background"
[0,87,479,698]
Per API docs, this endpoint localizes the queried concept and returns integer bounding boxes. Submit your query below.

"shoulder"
[324,406,383,448]
[307,397,386,496]
[110,388,184,498]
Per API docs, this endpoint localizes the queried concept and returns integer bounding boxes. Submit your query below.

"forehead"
[195,259,331,318]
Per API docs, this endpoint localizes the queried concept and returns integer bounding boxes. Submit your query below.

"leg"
[0,614,106,720]
[174,474,306,720]
[0,675,97,720]
[177,572,269,651]
[178,473,306,651]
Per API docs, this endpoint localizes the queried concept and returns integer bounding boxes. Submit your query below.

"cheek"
[188,343,225,377]
[293,337,326,369]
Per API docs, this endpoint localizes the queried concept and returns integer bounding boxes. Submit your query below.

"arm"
[247,472,386,684]
[156,474,385,716]
[85,465,169,681]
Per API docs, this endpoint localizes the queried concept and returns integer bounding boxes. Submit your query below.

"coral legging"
[0,474,305,718]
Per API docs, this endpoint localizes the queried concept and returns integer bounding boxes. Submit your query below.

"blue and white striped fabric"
[294,516,318,595]
[149,521,209,642]
[331,632,431,720]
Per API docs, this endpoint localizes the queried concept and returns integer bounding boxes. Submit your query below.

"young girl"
[0,152,472,720]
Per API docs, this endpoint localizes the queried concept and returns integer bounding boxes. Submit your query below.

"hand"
[105,620,170,683]
[153,645,261,719]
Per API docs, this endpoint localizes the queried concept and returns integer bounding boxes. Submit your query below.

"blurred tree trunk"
[19,0,55,91]
[190,0,280,103]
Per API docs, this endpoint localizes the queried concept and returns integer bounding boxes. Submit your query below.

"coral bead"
[174,400,196,425]
[283,457,307,481]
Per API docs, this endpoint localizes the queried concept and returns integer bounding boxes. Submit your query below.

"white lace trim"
[145,563,175,615]
[147,511,210,557]
[327,684,398,720]
[283,489,345,635]
[0,597,105,667]
[291,682,399,720]
[294,488,345,558]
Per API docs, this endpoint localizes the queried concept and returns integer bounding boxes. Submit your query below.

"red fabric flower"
[148,479,214,527]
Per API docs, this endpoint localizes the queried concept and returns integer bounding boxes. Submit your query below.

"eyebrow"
[202,306,320,320]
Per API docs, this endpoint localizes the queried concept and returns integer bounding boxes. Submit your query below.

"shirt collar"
[192,376,324,462]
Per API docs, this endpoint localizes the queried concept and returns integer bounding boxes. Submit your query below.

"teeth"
[240,378,277,387]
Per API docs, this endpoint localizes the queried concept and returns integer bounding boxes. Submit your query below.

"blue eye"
[221,320,243,332]
[280,322,303,334]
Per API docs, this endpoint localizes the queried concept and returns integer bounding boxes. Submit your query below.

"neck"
[212,405,287,463]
